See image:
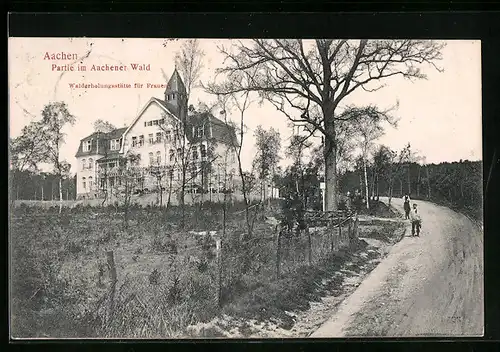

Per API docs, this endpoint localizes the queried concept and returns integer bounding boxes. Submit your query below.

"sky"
[8,38,482,174]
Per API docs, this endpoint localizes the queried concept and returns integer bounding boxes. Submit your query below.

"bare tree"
[40,102,76,213]
[205,89,255,239]
[113,152,141,228]
[94,119,117,206]
[349,106,395,209]
[174,39,205,100]
[213,39,444,211]
[252,126,281,206]
[385,144,411,205]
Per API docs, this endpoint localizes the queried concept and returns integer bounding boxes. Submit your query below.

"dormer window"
[110,139,121,151]
[83,139,92,152]
[196,126,204,138]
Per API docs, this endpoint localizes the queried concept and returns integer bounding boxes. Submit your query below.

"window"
[156,151,161,165]
[110,139,120,151]
[144,122,147,127]
[148,133,154,144]
[192,147,198,160]
[153,120,159,126]
[156,132,163,143]
[132,136,137,147]
[200,144,207,158]
[165,130,171,142]
[177,148,182,159]
[82,177,86,190]
[149,152,154,165]
[83,139,92,152]
[159,118,165,125]
[88,176,93,190]
[191,165,197,179]
[109,162,116,168]
[139,135,144,147]
[88,158,93,170]
[169,149,175,162]
[196,126,204,138]
[82,159,86,171]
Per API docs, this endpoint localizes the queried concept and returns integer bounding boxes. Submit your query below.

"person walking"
[409,203,422,237]
[403,194,411,219]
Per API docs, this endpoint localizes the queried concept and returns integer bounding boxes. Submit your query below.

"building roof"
[75,127,127,157]
[186,111,240,147]
[96,152,124,163]
[165,68,187,96]
[153,98,180,118]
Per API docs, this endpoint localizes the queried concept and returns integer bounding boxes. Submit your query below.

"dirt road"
[311,197,483,337]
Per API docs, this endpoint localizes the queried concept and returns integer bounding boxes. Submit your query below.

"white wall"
[122,100,180,167]
[76,154,100,195]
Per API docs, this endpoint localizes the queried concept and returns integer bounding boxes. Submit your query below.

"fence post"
[306,227,312,265]
[215,236,222,308]
[348,215,353,244]
[352,213,359,245]
[276,227,282,280]
[106,250,118,323]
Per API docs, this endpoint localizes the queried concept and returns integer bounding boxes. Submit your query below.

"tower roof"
[165,68,187,95]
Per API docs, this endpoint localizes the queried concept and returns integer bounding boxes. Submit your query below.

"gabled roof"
[165,68,187,95]
[119,97,181,153]
[154,98,180,118]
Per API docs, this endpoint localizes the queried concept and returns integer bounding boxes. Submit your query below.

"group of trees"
[11,39,449,221]
[10,170,77,202]
[340,148,482,219]
[10,101,76,212]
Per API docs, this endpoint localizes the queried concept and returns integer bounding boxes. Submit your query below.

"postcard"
[8,38,483,339]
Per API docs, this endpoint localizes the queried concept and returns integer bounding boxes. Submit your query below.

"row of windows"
[81,158,94,170]
[144,118,166,127]
[131,132,165,147]
[81,176,93,190]
[82,138,122,153]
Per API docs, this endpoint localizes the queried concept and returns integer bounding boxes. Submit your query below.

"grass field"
[10,200,400,338]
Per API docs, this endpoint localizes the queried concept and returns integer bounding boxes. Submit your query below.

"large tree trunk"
[323,113,338,211]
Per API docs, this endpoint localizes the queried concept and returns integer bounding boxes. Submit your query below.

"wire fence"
[11,204,359,338]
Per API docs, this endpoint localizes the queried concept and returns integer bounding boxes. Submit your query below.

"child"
[409,203,422,237]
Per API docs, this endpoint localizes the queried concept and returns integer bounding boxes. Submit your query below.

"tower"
[164,68,188,119]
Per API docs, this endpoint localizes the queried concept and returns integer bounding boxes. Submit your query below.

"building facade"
[75,69,239,201]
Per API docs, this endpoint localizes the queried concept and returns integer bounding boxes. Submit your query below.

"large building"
[75,69,239,202]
